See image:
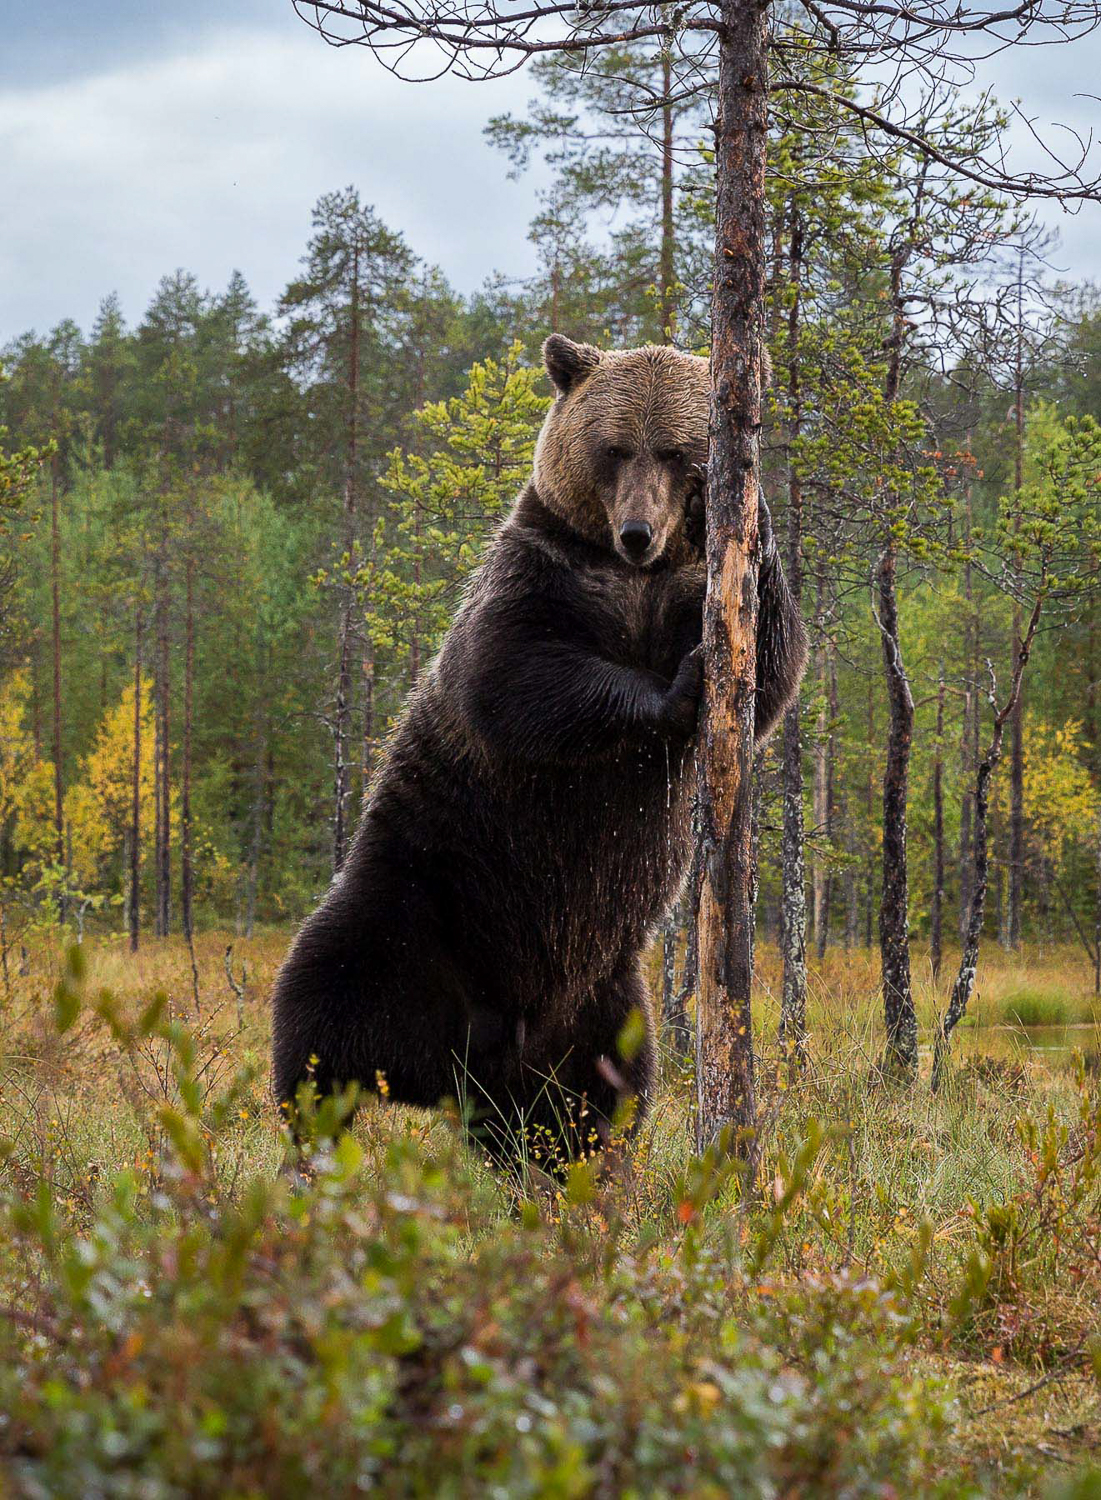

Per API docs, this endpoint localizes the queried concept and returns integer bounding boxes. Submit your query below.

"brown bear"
[271,335,807,1161]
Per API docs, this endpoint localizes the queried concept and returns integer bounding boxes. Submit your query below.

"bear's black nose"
[619,520,653,558]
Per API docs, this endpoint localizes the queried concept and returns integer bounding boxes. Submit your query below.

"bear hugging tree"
[272,334,807,1165]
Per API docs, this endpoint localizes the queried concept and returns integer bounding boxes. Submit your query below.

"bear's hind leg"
[506,958,656,1171]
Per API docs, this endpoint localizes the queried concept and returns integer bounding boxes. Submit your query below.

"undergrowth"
[0,934,1098,1495]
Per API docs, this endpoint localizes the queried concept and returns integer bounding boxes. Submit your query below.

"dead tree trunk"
[933,596,1043,1090]
[695,0,768,1159]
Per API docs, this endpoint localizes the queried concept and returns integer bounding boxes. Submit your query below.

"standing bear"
[272,335,807,1161]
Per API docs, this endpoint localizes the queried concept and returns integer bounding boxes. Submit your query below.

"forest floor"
[0,929,1099,1495]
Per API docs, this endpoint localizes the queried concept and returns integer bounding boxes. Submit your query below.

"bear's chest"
[575,562,703,674]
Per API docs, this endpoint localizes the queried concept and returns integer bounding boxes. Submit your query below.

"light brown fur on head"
[535,335,711,569]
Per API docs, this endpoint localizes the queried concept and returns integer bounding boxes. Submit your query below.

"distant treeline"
[1,54,1100,976]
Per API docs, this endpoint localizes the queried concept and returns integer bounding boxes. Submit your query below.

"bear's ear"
[543,334,602,397]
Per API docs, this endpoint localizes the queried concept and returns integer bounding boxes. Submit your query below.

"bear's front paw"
[658,646,704,738]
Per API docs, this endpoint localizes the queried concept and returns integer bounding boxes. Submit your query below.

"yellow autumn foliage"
[993,713,1100,865]
[1,672,161,890]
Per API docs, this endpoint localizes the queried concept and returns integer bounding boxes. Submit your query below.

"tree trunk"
[245,718,266,940]
[661,911,677,1016]
[334,244,362,872]
[844,809,859,949]
[30,628,42,761]
[362,650,375,802]
[181,534,195,941]
[958,443,976,939]
[154,507,171,940]
[809,562,837,958]
[1092,600,1101,994]
[933,594,1043,1090]
[659,51,676,345]
[876,257,917,1076]
[1007,256,1026,949]
[778,205,806,1064]
[931,665,945,982]
[865,675,875,948]
[129,604,143,953]
[670,838,701,1058]
[333,609,352,871]
[813,641,837,959]
[877,541,917,1076]
[1008,625,1024,946]
[694,0,768,1159]
[660,905,692,1058]
[50,455,65,919]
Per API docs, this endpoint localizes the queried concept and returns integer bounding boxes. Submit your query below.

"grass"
[0,928,1099,1494]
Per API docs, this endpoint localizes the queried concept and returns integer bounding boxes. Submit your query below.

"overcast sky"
[2,2,1099,345]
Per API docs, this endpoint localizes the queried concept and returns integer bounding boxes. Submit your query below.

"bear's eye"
[605,444,630,462]
[656,448,685,466]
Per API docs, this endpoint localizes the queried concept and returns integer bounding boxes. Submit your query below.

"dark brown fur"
[271,336,807,1160]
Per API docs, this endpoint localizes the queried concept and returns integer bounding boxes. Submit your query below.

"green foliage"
[367,343,548,670]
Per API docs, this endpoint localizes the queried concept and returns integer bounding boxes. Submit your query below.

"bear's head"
[533,335,710,569]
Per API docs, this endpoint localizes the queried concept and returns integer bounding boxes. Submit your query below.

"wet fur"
[272,340,807,1159]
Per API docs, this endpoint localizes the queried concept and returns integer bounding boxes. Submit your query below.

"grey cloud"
[1,2,1098,346]
[0,19,543,339]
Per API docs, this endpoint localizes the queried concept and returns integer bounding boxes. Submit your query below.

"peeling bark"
[694,0,768,1159]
